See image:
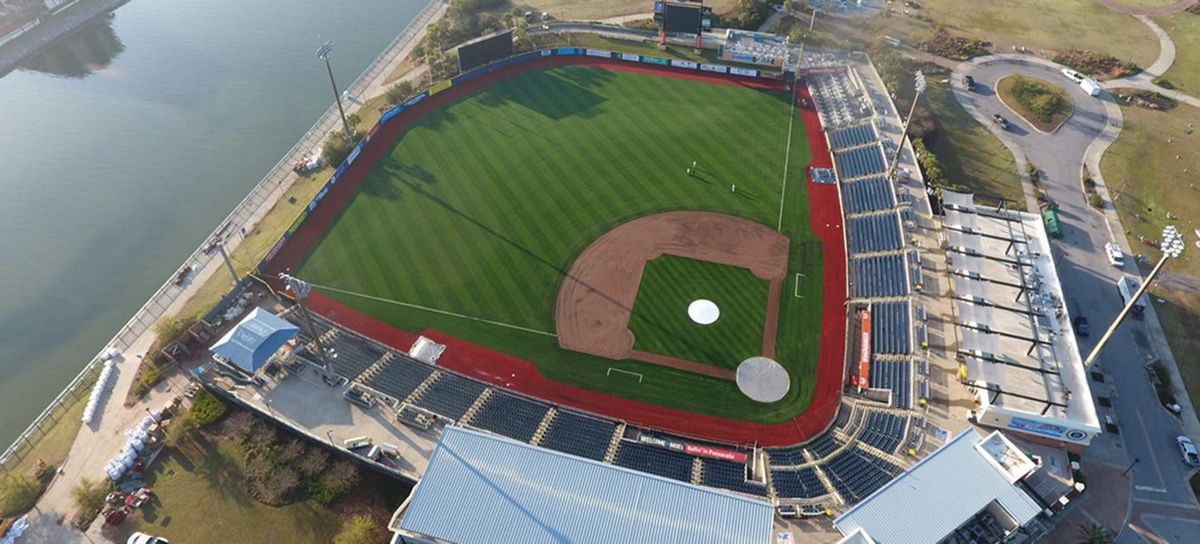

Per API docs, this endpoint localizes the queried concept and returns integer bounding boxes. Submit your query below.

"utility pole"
[279,273,335,383]
[885,70,926,183]
[316,41,354,139]
[1084,226,1185,368]
[216,240,238,287]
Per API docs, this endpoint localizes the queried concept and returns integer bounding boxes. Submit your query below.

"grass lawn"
[923,79,1022,205]
[1154,14,1200,94]
[997,74,1074,132]
[1100,99,1200,412]
[523,0,736,20]
[296,65,821,422]
[865,0,1159,68]
[630,256,770,369]
[2,373,90,479]
[123,440,340,543]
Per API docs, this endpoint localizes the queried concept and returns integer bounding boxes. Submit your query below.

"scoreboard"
[654,1,713,34]
[458,30,514,72]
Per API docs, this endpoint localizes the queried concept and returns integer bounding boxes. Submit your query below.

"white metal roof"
[394,426,773,544]
[834,429,1043,544]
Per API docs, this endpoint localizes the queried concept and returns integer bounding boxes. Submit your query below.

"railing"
[0,0,444,471]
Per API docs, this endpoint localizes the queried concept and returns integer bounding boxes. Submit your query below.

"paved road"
[954,57,1200,540]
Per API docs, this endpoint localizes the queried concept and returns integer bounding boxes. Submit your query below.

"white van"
[1105,242,1125,267]
[1116,277,1147,318]
[342,436,372,449]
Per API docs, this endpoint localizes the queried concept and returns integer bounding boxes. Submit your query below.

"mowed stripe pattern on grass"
[630,255,769,370]
[296,66,822,422]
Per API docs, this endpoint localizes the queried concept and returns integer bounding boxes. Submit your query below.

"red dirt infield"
[264,55,846,447]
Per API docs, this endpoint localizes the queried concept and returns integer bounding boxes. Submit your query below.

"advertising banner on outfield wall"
[729,66,758,77]
[429,79,452,95]
[699,63,727,73]
[540,49,552,57]
[670,59,698,69]
[620,52,640,62]
[557,47,578,55]
[585,49,611,58]
[307,186,329,212]
[640,56,670,66]
[262,236,288,269]
[635,432,748,463]
[345,144,362,166]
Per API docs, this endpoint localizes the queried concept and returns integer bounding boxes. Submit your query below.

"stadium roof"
[834,428,1043,544]
[390,426,773,544]
[210,307,298,374]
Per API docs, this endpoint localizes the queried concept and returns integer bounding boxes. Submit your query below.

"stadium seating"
[859,411,908,454]
[840,176,896,214]
[364,356,435,401]
[847,213,903,253]
[765,444,808,466]
[470,391,550,443]
[771,467,828,499]
[849,254,908,298]
[828,123,878,150]
[412,372,488,421]
[326,333,386,380]
[871,301,912,355]
[539,410,618,461]
[700,458,768,496]
[822,447,902,502]
[614,442,695,483]
[869,360,913,409]
[834,145,886,180]
[808,71,870,127]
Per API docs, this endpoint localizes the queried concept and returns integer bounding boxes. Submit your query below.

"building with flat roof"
[834,428,1048,544]
[388,426,774,544]
[943,191,1100,446]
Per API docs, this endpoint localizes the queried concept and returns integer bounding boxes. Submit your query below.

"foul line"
[307,282,557,338]
[777,81,797,232]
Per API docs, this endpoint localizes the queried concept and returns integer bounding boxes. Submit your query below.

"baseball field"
[293,63,825,423]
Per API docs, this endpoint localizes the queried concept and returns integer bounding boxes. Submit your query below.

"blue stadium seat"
[771,467,827,499]
[871,301,912,355]
[847,213,903,253]
[614,442,694,482]
[822,447,901,503]
[412,372,487,421]
[470,391,549,443]
[858,411,907,454]
[840,176,896,214]
[365,356,435,401]
[701,458,768,496]
[849,254,909,298]
[539,411,618,461]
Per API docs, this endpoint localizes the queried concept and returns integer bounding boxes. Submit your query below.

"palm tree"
[1075,522,1114,544]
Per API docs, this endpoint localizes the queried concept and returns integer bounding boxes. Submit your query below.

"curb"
[993,74,1074,135]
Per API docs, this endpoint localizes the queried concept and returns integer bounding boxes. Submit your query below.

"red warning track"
[264,56,846,447]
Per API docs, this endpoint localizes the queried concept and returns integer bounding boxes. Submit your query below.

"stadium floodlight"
[316,41,355,140]
[1084,226,1185,368]
[279,273,334,380]
[885,70,928,182]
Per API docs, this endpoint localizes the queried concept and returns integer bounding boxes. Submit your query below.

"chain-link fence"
[0,0,443,471]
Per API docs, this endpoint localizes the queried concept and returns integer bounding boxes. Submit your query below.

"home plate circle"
[736,356,790,403]
[687,299,720,325]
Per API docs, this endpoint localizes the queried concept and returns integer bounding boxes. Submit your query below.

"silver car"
[1178,436,1199,466]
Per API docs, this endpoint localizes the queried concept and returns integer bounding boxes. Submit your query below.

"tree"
[322,130,354,168]
[334,515,384,544]
[1076,522,1114,544]
[386,81,416,105]
[319,459,360,497]
[277,439,306,465]
[188,388,228,426]
[70,478,109,529]
[245,424,278,455]
[296,448,330,477]
[0,472,41,517]
[220,410,255,438]
[255,467,300,505]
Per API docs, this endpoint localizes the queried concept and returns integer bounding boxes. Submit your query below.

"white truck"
[1116,277,1148,318]
[1081,77,1102,97]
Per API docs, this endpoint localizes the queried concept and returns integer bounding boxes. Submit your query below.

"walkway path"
[1098,0,1197,16]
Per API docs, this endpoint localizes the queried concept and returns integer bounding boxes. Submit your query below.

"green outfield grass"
[296,65,821,422]
[629,255,770,369]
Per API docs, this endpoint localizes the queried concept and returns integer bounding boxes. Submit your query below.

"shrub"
[0,473,41,517]
[1088,192,1104,208]
[385,81,415,105]
[1009,75,1062,122]
[70,478,109,530]
[314,459,360,504]
[322,130,354,168]
[154,316,198,343]
[723,0,774,30]
[297,448,330,477]
[334,515,384,544]
[917,28,990,60]
[188,388,227,426]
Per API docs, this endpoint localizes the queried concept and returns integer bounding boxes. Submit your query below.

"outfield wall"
[254,51,851,446]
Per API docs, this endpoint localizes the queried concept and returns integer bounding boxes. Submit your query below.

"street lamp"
[1122,457,1140,477]
[1084,226,1185,368]
[316,41,354,140]
[885,70,926,183]
[279,273,334,383]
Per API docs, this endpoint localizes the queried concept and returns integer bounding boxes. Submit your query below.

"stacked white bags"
[106,413,164,480]
[82,359,119,425]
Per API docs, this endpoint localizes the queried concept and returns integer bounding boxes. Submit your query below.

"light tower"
[279,273,335,382]
[316,41,354,140]
[1084,226,1185,368]
[885,70,926,183]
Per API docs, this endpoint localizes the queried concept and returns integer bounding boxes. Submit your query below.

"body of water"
[0,0,427,446]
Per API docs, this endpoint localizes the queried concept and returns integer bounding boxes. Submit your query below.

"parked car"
[1105,242,1125,267]
[1073,315,1090,337]
[128,533,169,544]
[1061,68,1085,83]
[1178,436,1199,466]
[964,75,975,91]
[992,113,1009,129]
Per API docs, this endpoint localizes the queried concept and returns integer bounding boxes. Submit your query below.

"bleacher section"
[364,356,435,402]
[539,411,617,461]
[870,360,913,409]
[807,71,870,127]
[412,372,487,421]
[840,176,895,215]
[470,391,549,443]
[847,213,903,253]
[834,145,886,180]
[822,447,902,502]
[771,467,828,499]
[850,254,908,298]
[859,412,907,454]
[871,301,912,355]
[827,123,877,150]
[700,458,768,496]
[614,442,695,483]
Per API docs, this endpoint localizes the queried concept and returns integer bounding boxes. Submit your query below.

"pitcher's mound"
[736,356,790,403]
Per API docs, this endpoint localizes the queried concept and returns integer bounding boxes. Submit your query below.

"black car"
[964,74,975,91]
[992,113,1009,129]
[1073,315,1090,336]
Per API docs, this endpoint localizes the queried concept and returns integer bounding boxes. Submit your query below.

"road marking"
[308,282,557,338]
[1135,485,1169,494]
[776,83,797,232]
[1135,406,1168,490]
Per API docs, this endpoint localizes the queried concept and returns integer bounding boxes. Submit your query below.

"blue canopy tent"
[210,307,299,375]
